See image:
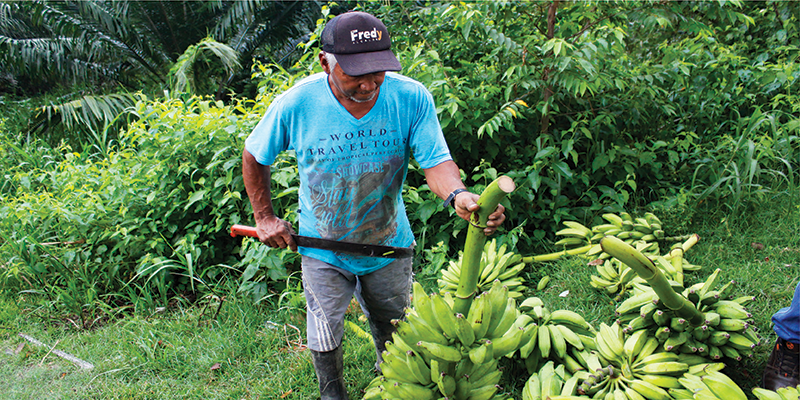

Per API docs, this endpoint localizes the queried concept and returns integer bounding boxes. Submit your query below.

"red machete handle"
[230,224,258,238]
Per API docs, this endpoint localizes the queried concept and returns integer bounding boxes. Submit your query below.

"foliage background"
[0,4,798,397]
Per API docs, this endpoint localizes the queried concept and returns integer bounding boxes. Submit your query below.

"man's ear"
[319,51,330,74]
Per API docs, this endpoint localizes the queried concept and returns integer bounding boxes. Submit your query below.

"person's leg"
[302,256,356,400]
[355,257,413,371]
[762,281,800,390]
[772,282,800,342]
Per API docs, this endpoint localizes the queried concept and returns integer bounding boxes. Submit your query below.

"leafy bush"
[2,1,800,318]
[0,86,307,316]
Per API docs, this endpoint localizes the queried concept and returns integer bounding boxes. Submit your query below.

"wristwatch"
[443,188,469,208]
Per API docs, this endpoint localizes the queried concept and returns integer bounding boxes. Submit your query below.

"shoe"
[310,347,349,400]
[761,336,800,391]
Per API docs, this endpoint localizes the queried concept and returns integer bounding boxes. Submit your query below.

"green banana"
[603,213,625,227]
[537,275,551,291]
[640,374,682,389]
[563,221,594,237]
[430,292,459,340]
[468,294,491,339]
[470,369,502,389]
[549,309,595,334]
[385,380,437,400]
[719,344,742,361]
[557,323,585,351]
[726,333,756,351]
[454,377,471,399]
[519,324,539,359]
[633,352,680,368]
[712,302,752,320]
[704,312,721,327]
[405,350,431,386]
[523,372,542,400]
[468,383,500,400]
[492,326,523,357]
[455,313,475,347]
[406,312,449,345]
[380,353,419,385]
[550,322,568,359]
[436,372,456,398]
[538,324,552,359]
[417,340,462,363]
[752,388,784,400]
[700,370,748,400]
[636,361,689,375]
[717,318,749,332]
[489,298,518,338]
[629,379,671,400]
[623,329,648,359]
[616,291,659,315]
[468,340,493,364]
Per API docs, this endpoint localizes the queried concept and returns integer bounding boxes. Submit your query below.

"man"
[242,11,505,399]
[761,282,799,391]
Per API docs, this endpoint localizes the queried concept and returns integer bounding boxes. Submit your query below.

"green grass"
[0,293,377,399]
[0,189,798,399]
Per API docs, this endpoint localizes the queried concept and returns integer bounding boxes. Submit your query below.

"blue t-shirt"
[245,72,452,275]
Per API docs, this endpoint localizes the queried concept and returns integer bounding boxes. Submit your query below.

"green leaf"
[418,201,438,224]
[185,190,207,210]
[242,263,260,282]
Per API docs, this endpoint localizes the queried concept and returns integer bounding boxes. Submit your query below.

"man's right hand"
[256,215,297,251]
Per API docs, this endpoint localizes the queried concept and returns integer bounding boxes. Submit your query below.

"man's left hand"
[453,192,506,235]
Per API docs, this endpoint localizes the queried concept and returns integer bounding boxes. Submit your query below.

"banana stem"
[453,176,515,315]
[600,236,704,327]
[664,234,700,260]
[522,244,594,263]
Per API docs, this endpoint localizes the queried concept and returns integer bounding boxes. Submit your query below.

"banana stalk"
[600,236,704,327]
[521,244,594,263]
[453,176,516,315]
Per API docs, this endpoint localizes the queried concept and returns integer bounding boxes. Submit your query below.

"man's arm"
[242,149,297,250]
[423,160,505,235]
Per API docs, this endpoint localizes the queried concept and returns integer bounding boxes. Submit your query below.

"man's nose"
[358,74,379,91]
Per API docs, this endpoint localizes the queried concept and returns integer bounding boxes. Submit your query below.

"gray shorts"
[302,255,412,352]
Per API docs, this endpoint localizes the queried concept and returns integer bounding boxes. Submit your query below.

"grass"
[0,293,378,399]
[0,189,798,399]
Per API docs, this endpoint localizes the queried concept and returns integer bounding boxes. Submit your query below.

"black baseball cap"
[321,11,402,76]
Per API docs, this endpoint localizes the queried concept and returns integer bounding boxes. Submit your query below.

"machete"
[230,224,413,259]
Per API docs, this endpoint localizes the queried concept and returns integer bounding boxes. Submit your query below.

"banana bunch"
[575,322,726,400]
[591,249,702,296]
[366,281,525,399]
[752,384,800,400]
[554,213,664,257]
[438,238,528,298]
[513,296,598,374]
[614,268,761,362]
[534,212,694,265]
[672,369,748,400]
[522,360,592,400]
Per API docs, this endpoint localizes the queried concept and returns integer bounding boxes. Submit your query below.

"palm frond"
[30,93,137,136]
[169,37,240,94]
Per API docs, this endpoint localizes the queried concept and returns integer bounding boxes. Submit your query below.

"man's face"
[322,55,386,103]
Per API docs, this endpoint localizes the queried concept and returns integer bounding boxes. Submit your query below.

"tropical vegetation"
[0,0,798,398]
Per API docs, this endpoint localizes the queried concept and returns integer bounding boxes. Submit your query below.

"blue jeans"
[772,282,800,343]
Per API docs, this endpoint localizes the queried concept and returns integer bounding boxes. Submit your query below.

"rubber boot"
[367,317,397,373]
[310,347,349,400]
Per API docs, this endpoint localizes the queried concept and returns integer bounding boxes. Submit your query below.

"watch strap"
[443,188,469,208]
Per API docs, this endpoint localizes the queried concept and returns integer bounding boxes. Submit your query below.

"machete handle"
[230,224,258,238]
